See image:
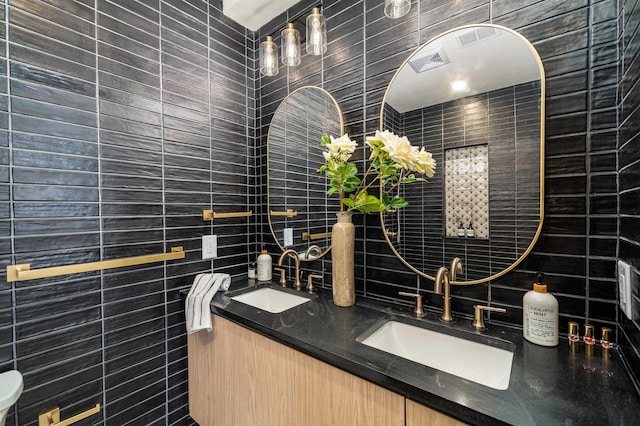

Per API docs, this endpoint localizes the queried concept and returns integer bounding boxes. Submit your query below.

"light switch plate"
[202,235,217,259]
[618,260,633,320]
[283,228,293,247]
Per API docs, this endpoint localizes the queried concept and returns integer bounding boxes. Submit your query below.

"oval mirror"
[380,24,545,284]
[267,86,343,260]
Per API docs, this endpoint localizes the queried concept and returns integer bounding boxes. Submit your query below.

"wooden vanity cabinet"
[406,399,468,426]
[188,314,293,425]
[188,315,464,426]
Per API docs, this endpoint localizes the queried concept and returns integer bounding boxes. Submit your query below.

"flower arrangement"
[318,130,436,213]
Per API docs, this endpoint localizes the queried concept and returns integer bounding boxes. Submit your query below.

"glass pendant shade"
[384,0,411,19]
[260,36,279,76]
[306,7,327,55]
[281,23,301,66]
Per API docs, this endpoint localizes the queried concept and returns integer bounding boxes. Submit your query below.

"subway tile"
[98,1,159,35]
[97,13,159,48]
[10,62,96,97]
[9,9,95,54]
[108,393,165,425]
[590,172,617,193]
[11,44,96,85]
[11,80,96,112]
[590,194,618,215]
[10,0,95,35]
[12,97,97,127]
[13,115,98,142]
[19,365,103,408]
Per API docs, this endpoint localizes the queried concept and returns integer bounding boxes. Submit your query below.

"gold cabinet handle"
[39,404,100,426]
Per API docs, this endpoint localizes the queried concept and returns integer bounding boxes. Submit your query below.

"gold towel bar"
[302,231,331,241]
[7,247,185,282]
[202,210,253,220]
[39,403,100,426]
[270,209,297,217]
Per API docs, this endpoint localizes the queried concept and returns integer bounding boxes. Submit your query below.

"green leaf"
[342,175,361,193]
[342,197,355,208]
[347,190,385,213]
[389,197,408,209]
[321,134,331,146]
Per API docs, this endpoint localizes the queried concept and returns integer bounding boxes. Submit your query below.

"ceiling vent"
[408,46,450,73]
[456,27,499,48]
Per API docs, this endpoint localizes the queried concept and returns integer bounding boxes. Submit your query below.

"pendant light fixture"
[281,23,301,66]
[261,8,328,76]
[306,7,327,55]
[260,36,279,76]
[384,0,411,19]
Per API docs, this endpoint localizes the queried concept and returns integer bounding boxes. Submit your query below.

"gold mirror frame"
[379,24,545,284]
[267,86,344,260]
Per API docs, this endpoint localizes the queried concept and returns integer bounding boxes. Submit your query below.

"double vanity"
[187,281,640,425]
[188,22,638,426]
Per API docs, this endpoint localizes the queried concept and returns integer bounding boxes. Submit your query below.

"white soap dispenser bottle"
[523,274,559,346]
[256,250,272,281]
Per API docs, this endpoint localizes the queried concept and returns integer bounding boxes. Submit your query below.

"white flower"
[323,133,357,164]
[414,147,436,177]
[320,130,435,213]
[380,133,416,170]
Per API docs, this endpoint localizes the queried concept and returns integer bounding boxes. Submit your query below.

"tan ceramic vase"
[332,211,355,307]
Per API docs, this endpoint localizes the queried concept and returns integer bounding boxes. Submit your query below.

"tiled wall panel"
[1,1,251,425]
[257,0,622,375]
[619,0,640,389]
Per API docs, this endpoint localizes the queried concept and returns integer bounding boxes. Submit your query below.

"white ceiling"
[386,27,542,113]
[223,0,305,31]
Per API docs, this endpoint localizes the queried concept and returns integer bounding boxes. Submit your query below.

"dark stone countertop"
[207,280,640,425]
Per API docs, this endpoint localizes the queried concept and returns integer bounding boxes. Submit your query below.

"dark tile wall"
[0,0,253,425]
[256,0,621,364]
[619,0,640,388]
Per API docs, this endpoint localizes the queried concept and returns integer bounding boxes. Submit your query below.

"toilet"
[0,370,23,426]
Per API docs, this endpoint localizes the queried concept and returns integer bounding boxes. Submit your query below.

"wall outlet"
[283,228,293,247]
[618,260,633,320]
[202,235,217,259]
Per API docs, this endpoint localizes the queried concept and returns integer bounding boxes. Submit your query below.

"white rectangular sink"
[358,320,513,390]
[230,288,310,313]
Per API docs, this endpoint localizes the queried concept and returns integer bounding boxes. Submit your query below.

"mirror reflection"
[267,86,343,259]
[381,25,545,283]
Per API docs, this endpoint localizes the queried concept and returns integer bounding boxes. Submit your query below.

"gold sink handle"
[472,305,507,331]
[398,292,425,318]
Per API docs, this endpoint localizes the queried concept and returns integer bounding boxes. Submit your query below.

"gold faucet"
[450,257,463,282]
[277,249,302,290]
[434,267,455,323]
[304,245,322,260]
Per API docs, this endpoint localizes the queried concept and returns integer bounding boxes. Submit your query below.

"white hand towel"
[185,273,231,334]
